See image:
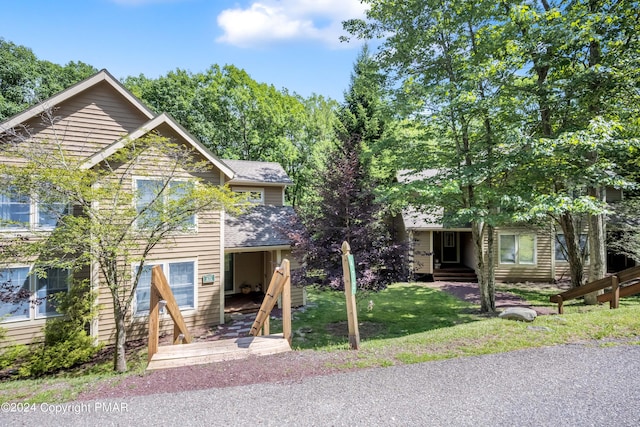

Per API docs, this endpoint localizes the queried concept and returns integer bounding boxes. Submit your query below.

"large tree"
[345,0,640,307]
[124,66,338,207]
[0,39,96,120]
[345,0,524,312]
[291,47,407,291]
[506,0,640,293]
[1,114,241,372]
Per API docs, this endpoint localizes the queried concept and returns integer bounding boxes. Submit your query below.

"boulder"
[498,307,537,322]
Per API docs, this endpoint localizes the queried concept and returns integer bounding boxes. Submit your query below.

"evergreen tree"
[291,47,407,291]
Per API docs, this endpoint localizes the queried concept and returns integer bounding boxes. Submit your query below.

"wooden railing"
[249,259,292,344]
[550,265,640,314]
[147,265,192,362]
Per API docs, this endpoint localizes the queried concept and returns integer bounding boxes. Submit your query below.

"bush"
[0,325,28,373]
[13,280,102,378]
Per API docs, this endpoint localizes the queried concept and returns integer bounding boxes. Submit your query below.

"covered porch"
[223,249,287,313]
[224,205,305,313]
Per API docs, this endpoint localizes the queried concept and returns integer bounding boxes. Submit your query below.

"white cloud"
[216,0,368,48]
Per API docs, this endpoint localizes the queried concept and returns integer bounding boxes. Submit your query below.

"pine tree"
[291,47,407,291]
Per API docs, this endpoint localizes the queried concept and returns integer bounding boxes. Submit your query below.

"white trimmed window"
[555,234,589,262]
[134,178,196,230]
[0,266,69,322]
[232,187,264,204]
[0,187,67,231]
[499,233,536,265]
[133,260,196,316]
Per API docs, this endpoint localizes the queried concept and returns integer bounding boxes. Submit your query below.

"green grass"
[2,282,639,404]
[278,283,481,349]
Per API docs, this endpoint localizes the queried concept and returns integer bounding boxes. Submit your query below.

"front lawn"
[2,282,639,403]
[283,283,481,349]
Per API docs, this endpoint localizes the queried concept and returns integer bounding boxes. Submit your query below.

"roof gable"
[0,69,155,132]
[81,112,235,179]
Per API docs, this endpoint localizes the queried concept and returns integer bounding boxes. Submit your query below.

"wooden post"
[610,275,620,309]
[151,266,192,343]
[341,241,360,350]
[281,259,292,345]
[148,265,193,363]
[250,261,288,336]
[147,285,160,362]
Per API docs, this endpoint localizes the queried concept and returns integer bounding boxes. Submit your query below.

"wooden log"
[147,284,160,362]
[598,281,640,303]
[549,276,614,314]
[151,266,192,343]
[614,265,640,284]
[250,263,287,336]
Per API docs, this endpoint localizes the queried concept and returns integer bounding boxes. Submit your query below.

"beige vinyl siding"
[264,186,284,206]
[94,142,224,344]
[412,231,433,274]
[18,83,149,160]
[0,321,48,347]
[235,252,265,291]
[492,227,555,282]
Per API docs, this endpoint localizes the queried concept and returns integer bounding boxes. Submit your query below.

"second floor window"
[0,188,66,231]
[232,187,264,205]
[135,178,195,230]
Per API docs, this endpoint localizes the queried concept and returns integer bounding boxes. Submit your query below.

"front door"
[441,231,460,263]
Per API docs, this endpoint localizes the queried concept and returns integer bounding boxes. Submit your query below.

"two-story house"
[0,69,304,347]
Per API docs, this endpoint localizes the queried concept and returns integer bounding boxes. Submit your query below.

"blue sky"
[2,0,369,100]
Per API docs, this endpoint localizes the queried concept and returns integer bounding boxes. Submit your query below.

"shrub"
[15,279,102,378]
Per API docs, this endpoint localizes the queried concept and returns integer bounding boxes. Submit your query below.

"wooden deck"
[146,334,291,371]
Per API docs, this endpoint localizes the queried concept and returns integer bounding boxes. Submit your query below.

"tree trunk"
[114,310,128,373]
[586,186,607,304]
[558,212,585,288]
[472,221,495,312]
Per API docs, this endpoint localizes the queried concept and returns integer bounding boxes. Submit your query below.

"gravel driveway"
[4,343,640,426]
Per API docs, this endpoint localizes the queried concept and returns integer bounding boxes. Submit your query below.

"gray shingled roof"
[397,169,443,230]
[223,159,293,185]
[225,205,295,249]
[401,206,443,230]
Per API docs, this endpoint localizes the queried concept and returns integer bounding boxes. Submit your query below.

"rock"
[498,307,537,322]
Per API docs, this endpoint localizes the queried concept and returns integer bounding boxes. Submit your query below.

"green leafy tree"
[346,0,640,308]
[124,66,339,207]
[0,38,96,120]
[345,0,525,312]
[505,0,640,294]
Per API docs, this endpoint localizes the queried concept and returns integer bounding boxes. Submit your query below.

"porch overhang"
[225,245,291,254]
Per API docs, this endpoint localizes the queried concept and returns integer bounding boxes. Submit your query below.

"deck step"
[433,268,477,282]
[146,334,291,371]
